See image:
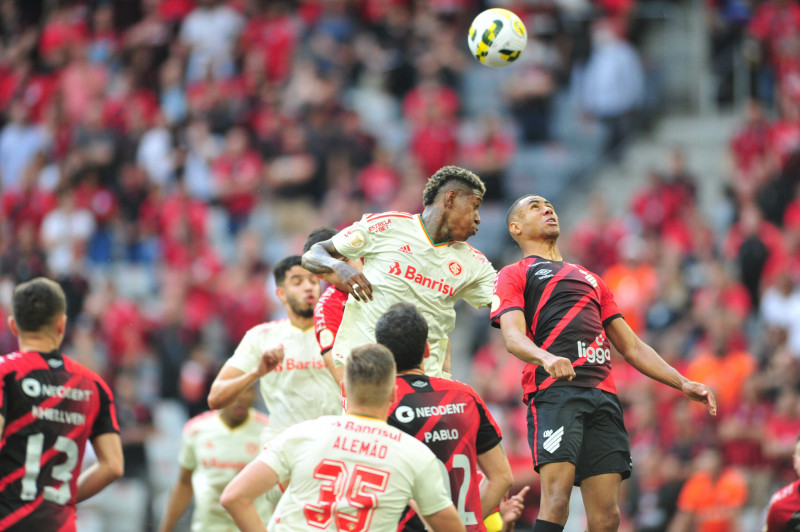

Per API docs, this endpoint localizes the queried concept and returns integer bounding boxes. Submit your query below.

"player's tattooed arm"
[302,239,373,301]
[302,239,345,274]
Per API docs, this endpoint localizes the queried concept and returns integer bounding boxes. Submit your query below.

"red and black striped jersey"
[766,479,800,531]
[490,256,622,399]
[313,285,348,355]
[0,350,119,531]
[387,374,502,532]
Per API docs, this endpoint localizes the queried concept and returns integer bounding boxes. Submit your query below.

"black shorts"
[526,386,632,486]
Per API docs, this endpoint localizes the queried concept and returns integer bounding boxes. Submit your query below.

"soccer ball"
[467,8,527,68]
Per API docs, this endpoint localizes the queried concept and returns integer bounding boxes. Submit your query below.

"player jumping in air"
[491,195,716,532]
[302,165,496,379]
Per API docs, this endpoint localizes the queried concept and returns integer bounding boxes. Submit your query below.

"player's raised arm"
[158,467,194,532]
[604,317,717,415]
[208,346,283,410]
[302,238,373,301]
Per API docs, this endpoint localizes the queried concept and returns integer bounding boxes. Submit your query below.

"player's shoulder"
[770,479,800,505]
[62,355,114,393]
[0,351,45,377]
[247,319,289,336]
[462,242,493,266]
[183,410,218,435]
[318,285,346,304]
[251,410,270,427]
[497,257,533,277]
[361,211,416,234]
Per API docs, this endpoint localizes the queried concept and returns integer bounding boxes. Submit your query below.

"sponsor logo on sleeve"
[347,229,367,249]
[319,329,334,349]
[368,220,391,233]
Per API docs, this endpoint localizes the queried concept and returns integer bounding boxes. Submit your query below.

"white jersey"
[179,409,271,532]
[225,319,342,443]
[331,212,497,376]
[260,414,453,531]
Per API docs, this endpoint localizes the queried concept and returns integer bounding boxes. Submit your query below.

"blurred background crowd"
[0,0,799,530]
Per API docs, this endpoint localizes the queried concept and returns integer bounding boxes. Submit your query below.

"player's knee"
[540,491,571,520]
[587,505,620,532]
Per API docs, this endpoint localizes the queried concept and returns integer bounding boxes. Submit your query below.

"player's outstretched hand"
[500,486,529,525]
[257,346,285,376]
[332,261,373,302]
[682,380,717,416]
[543,355,575,381]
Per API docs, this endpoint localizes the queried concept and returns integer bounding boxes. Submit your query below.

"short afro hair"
[422,166,486,207]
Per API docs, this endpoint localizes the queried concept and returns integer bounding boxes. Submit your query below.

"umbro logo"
[411,380,427,388]
[534,268,554,280]
[543,426,564,453]
[399,245,413,255]
[47,359,63,368]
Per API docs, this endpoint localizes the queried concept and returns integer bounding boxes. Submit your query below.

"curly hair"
[422,166,486,206]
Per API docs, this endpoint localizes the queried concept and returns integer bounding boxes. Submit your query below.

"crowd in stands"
[3,0,798,530]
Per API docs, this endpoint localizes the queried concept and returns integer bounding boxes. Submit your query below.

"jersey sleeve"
[331,215,372,260]
[0,371,9,420]
[91,376,120,437]
[490,264,526,328]
[257,425,296,482]
[471,388,503,454]
[461,260,497,309]
[412,453,454,516]
[314,289,344,355]
[225,328,261,373]
[597,276,623,326]
[178,425,197,470]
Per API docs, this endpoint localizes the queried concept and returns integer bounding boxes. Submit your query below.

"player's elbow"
[109,458,124,480]
[207,385,227,410]
[220,485,244,514]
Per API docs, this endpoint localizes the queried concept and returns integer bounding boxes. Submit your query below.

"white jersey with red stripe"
[225,320,342,444]
[331,212,496,377]
[259,414,452,531]
[179,409,270,531]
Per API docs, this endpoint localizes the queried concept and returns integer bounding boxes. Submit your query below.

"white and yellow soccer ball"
[467,8,527,68]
